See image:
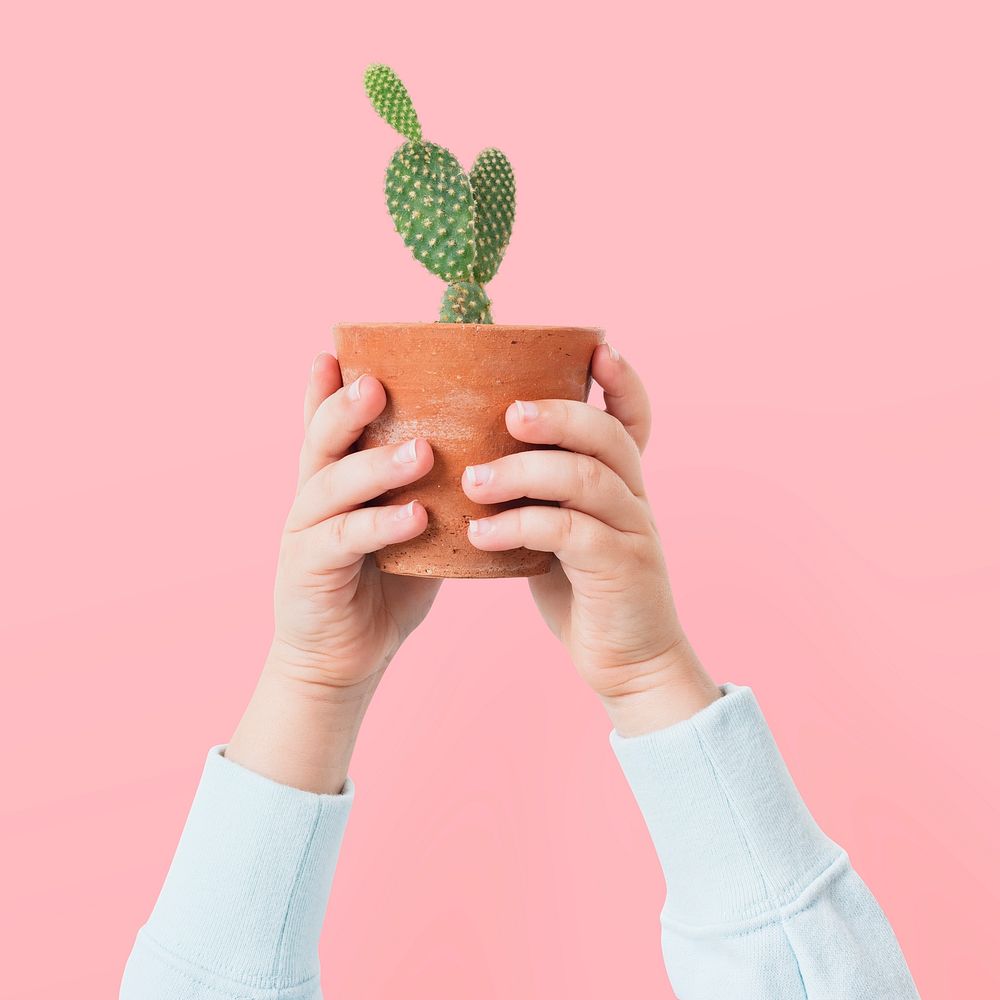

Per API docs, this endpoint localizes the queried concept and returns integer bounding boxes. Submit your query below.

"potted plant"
[334,65,603,578]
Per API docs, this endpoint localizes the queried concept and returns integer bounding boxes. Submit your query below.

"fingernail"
[395,500,417,520]
[468,517,492,536]
[348,374,368,401]
[394,438,418,463]
[464,464,492,487]
[312,352,331,374]
[607,343,621,362]
[514,399,539,421]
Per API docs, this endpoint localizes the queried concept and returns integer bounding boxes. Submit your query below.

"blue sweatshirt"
[121,686,919,998]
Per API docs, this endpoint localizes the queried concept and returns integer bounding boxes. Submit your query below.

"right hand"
[269,352,441,689]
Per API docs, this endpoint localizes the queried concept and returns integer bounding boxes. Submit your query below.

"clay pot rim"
[335,322,604,335]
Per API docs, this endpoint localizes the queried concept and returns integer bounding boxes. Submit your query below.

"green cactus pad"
[469,148,516,285]
[385,142,476,283]
[363,65,517,324]
[440,281,492,323]
[364,64,422,142]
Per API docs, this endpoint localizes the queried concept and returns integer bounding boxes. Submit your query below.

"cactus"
[440,280,493,323]
[364,64,515,324]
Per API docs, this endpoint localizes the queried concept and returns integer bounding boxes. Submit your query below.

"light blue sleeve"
[121,746,353,1000]
[123,689,919,998]
[610,684,920,998]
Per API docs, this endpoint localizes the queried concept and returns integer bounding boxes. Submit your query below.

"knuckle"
[513,507,531,538]
[581,515,607,552]
[508,451,529,485]
[347,450,379,489]
[302,423,320,458]
[617,419,641,460]
[551,398,571,433]
[320,460,341,493]
[558,507,579,550]
[305,387,361,452]
[513,504,538,546]
[376,440,409,479]
[628,532,663,573]
[365,448,385,482]
[325,514,348,551]
[509,505,526,538]
[574,453,604,494]
[304,404,332,451]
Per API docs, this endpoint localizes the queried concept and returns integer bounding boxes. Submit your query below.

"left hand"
[462,343,720,735]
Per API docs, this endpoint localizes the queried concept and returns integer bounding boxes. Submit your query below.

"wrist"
[264,641,382,707]
[226,658,378,795]
[599,637,721,737]
[267,634,390,692]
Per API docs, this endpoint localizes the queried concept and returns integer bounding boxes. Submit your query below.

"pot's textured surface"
[334,323,604,578]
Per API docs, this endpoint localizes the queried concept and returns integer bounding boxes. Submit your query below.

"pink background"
[2,2,997,997]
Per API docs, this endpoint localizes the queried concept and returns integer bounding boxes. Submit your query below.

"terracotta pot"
[333,323,604,578]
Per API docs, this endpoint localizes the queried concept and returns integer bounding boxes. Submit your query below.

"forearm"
[597,635,722,737]
[122,351,437,998]
[226,643,378,794]
[121,649,367,1000]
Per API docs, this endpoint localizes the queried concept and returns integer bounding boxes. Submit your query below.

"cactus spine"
[364,64,515,324]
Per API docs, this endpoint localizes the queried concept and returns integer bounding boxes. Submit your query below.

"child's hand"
[463,344,720,735]
[227,354,440,793]
[269,353,441,689]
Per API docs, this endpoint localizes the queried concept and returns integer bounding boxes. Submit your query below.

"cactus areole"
[364,64,515,324]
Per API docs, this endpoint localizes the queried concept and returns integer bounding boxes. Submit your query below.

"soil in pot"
[333,323,604,578]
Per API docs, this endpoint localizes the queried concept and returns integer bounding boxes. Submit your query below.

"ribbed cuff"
[141,745,354,990]
[610,685,841,928]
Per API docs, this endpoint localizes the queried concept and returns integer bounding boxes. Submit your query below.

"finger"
[289,437,433,531]
[301,500,429,573]
[298,372,387,490]
[462,450,647,533]
[304,352,342,429]
[504,397,644,496]
[467,505,626,574]
[590,343,652,454]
